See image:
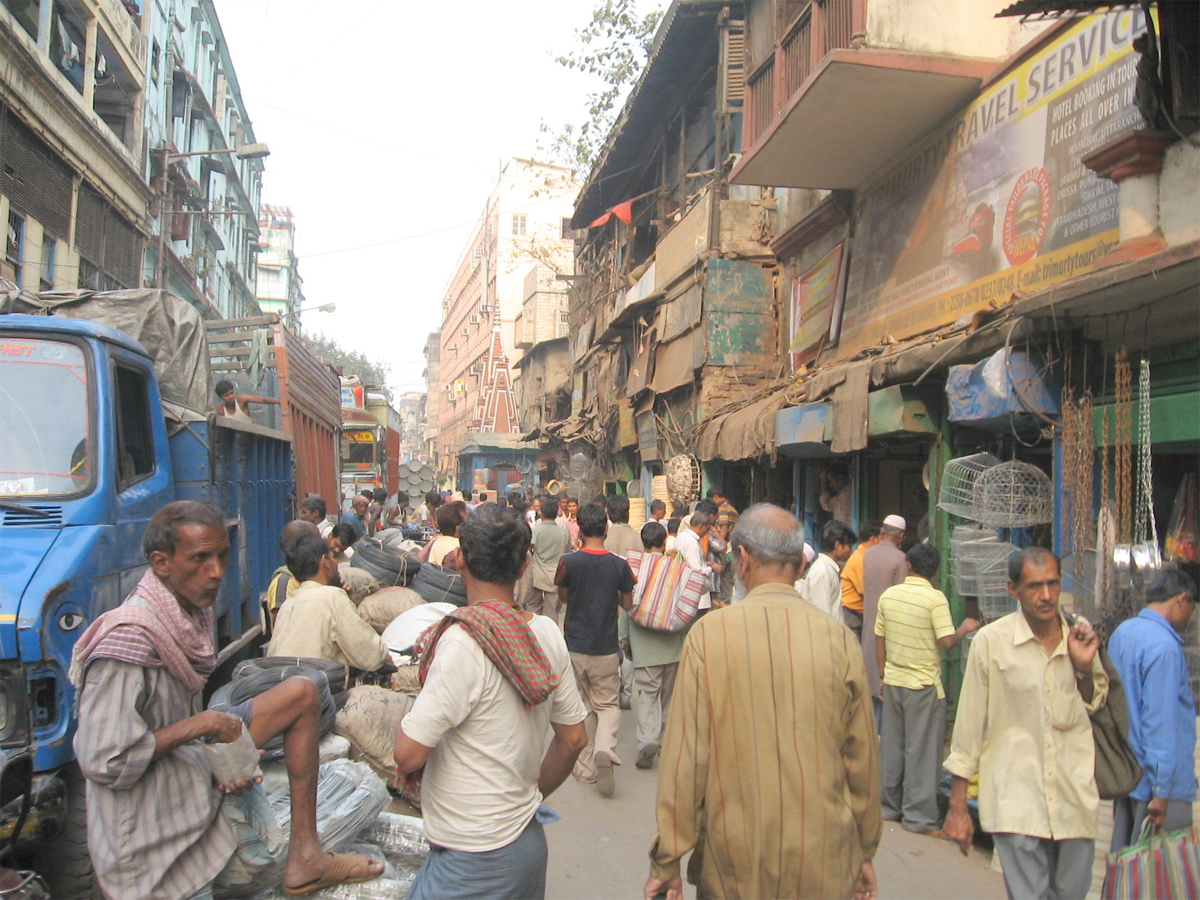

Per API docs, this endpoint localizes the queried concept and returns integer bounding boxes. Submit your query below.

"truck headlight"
[0,664,29,747]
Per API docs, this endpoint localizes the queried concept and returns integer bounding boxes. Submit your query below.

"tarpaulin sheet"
[649,329,704,394]
[0,287,211,431]
[696,388,794,461]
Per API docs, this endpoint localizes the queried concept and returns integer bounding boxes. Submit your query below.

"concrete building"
[422,330,441,473]
[142,0,265,317]
[436,157,578,490]
[1,0,151,291]
[255,204,305,324]
[395,391,427,465]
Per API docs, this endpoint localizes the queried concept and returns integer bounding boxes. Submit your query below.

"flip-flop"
[283,851,384,896]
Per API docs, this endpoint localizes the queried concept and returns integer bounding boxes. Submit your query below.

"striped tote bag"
[625,550,707,633]
[1102,823,1200,899]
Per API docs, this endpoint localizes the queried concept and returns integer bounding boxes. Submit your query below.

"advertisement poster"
[839,8,1148,358]
[790,242,845,371]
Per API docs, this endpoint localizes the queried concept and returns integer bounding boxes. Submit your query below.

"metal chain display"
[1061,386,1095,561]
[1135,358,1157,546]
[1114,348,1133,543]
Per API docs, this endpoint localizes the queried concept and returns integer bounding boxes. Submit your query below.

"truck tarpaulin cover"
[0,287,211,431]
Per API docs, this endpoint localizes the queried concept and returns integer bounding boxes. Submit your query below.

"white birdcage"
[950,525,999,596]
[938,453,1000,519]
[975,460,1053,528]
[976,542,1019,619]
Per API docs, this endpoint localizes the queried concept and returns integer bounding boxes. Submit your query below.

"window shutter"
[721,20,746,110]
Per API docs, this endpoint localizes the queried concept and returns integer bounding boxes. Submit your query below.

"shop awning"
[695,385,800,461]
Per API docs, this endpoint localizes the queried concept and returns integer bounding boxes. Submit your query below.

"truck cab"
[1,315,173,776]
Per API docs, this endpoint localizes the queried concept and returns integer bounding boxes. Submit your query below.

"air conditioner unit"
[469,315,479,325]
[479,305,490,314]
[441,385,451,393]
[447,343,458,351]
[460,327,470,337]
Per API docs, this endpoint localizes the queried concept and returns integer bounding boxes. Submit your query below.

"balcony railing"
[743,0,865,149]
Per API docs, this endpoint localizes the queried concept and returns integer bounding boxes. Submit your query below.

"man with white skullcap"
[862,515,908,721]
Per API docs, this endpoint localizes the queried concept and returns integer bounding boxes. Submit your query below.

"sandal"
[283,852,384,896]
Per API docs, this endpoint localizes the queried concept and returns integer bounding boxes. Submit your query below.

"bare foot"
[283,850,384,895]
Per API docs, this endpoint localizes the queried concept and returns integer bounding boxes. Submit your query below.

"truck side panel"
[170,418,292,655]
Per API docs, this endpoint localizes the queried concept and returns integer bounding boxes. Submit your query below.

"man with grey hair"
[644,503,880,900]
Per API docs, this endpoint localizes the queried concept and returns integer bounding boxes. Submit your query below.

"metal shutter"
[0,104,74,238]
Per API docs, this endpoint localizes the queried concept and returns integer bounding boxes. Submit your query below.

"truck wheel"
[31,763,94,898]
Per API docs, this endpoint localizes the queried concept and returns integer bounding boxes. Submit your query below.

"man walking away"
[619,521,686,771]
[644,504,879,900]
[841,520,880,638]
[555,502,634,798]
[862,515,907,719]
[395,503,587,900]
[526,495,572,623]
[944,547,1106,900]
[1108,568,1198,849]
[800,519,855,618]
[74,501,383,898]
[604,495,641,558]
[876,544,977,835]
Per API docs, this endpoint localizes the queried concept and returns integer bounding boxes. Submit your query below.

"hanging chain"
[1114,348,1133,544]
[1135,358,1156,546]
[1061,386,1096,558]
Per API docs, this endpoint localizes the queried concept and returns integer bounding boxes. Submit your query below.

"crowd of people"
[67,479,1197,900]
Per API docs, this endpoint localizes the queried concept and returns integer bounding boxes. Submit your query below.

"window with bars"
[41,238,57,291]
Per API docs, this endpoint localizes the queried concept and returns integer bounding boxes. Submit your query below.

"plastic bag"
[1165,474,1198,563]
[266,760,389,853]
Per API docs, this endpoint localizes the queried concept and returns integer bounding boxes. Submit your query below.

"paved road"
[544,706,1008,900]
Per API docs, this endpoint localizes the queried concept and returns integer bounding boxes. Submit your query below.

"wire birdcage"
[977,541,1019,619]
[950,525,999,596]
[975,460,1053,528]
[938,453,1000,519]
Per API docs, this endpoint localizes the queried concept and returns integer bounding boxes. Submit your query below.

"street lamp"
[299,302,336,314]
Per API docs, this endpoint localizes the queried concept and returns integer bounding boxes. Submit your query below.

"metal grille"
[781,10,812,97]
[0,105,74,238]
[822,0,855,53]
[74,184,142,288]
[745,57,775,147]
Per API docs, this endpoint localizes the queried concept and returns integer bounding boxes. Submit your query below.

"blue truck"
[0,290,293,896]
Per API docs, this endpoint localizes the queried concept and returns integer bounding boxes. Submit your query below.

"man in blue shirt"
[1108,568,1198,849]
[339,494,369,542]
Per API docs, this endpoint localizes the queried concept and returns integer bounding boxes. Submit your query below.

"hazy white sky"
[215,0,660,397]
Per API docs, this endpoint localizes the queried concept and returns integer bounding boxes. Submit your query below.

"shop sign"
[790,242,845,370]
[839,8,1147,358]
[344,430,375,443]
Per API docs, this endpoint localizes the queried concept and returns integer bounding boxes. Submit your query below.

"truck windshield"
[341,432,377,469]
[0,338,93,498]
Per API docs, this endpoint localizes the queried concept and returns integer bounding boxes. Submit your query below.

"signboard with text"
[839,9,1148,358]
[790,242,845,371]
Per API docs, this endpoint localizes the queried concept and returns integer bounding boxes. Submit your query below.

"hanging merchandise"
[1061,383,1096,621]
[1114,349,1133,544]
[938,453,1000,520]
[974,460,1054,529]
[1131,359,1160,571]
[1165,474,1199,564]
[664,454,701,508]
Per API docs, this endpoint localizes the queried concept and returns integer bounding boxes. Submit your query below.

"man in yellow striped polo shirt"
[875,543,977,835]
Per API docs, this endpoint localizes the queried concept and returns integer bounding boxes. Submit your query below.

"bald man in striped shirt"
[644,503,881,900]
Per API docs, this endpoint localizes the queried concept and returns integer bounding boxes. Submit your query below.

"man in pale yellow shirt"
[268,533,390,675]
[840,519,880,638]
[943,547,1106,900]
[875,544,976,836]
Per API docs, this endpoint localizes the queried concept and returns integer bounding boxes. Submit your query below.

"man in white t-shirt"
[799,519,856,618]
[395,503,587,900]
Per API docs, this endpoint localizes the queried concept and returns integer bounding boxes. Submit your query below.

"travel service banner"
[839,8,1149,358]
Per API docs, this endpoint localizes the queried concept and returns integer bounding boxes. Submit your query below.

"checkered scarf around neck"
[68,569,216,693]
[413,600,557,708]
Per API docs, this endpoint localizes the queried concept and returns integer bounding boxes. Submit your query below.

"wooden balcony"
[735,0,997,190]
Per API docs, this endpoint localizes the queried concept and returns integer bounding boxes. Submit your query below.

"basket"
[974,461,1053,528]
[939,453,1000,519]
[665,455,701,508]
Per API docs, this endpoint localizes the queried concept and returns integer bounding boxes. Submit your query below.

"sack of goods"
[410,562,468,607]
[358,586,426,634]
[625,550,706,632]
[350,537,422,587]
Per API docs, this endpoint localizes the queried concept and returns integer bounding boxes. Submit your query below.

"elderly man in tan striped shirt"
[644,503,881,900]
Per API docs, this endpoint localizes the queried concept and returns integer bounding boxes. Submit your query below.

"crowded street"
[1,0,1199,899]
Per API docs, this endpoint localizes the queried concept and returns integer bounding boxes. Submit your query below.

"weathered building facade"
[1,0,150,292]
[142,0,265,317]
[255,204,304,323]
[436,157,577,491]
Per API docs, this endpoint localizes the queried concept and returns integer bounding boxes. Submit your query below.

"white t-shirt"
[400,613,586,851]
